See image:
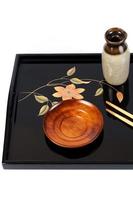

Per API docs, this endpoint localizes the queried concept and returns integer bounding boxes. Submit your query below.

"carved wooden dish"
[43,100,104,148]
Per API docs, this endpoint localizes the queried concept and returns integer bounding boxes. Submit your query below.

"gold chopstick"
[106,108,133,127]
[106,101,133,120]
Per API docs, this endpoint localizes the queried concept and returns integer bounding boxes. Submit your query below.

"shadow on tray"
[45,131,104,159]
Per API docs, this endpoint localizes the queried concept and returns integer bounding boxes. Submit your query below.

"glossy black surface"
[2,54,133,169]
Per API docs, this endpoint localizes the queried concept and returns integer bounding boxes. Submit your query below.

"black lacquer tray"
[2,54,133,169]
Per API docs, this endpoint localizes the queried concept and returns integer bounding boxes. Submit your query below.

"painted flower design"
[52,84,85,100]
[19,66,124,116]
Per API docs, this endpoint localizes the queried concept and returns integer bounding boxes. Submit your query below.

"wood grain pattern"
[43,99,104,148]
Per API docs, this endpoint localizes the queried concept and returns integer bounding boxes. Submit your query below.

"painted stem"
[18,76,69,102]
[82,78,118,91]
[100,80,118,92]
[47,76,68,85]
[18,76,118,102]
[82,78,101,83]
[18,85,48,102]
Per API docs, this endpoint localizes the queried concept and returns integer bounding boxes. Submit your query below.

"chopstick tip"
[105,100,109,104]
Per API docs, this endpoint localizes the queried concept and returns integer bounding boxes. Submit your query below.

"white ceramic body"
[102,49,130,85]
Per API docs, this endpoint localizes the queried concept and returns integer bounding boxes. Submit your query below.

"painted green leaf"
[81,80,91,84]
[70,78,91,84]
[52,101,59,106]
[38,105,49,116]
[34,95,48,103]
[67,66,76,76]
[95,87,103,96]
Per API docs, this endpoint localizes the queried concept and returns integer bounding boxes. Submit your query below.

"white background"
[0,0,133,199]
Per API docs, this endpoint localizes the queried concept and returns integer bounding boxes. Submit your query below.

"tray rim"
[2,53,133,169]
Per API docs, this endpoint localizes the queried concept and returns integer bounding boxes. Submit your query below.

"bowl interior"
[43,99,104,148]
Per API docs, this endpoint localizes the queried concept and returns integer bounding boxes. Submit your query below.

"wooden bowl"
[43,100,104,148]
